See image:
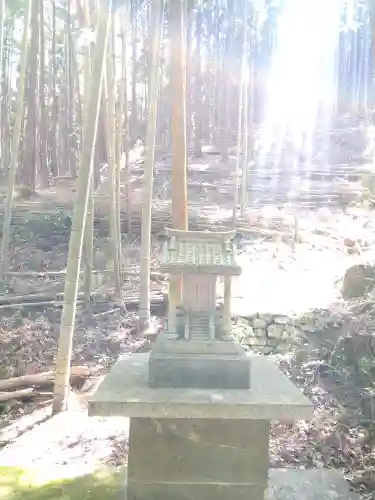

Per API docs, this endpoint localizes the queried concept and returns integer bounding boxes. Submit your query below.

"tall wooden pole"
[169,0,188,332]
[170,0,188,230]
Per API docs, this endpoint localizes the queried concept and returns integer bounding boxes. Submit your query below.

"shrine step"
[268,469,360,500]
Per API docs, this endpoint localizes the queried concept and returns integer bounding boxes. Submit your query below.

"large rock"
[253,318,268,329]
[267,324,284,338]
[341,264,375,299]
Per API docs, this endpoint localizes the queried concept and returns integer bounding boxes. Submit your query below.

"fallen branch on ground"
[0,292,166,311]
[0,366,92,392]
[239,226,294,239]
[0,299,84,310]
[0,291,84,305]
[5,269,165,279]
[0,389,53,402]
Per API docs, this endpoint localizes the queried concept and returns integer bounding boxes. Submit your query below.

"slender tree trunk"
[50,0,58,176]
[170,0,188,230]
[116,15,125,251]
[0,0,33,280]
[23,0,39,192]
[168,0,188,331]
[193,9,202,157]
[232,4,248,226]
[0,24,8,170]
[66,0,76,177]
[139,0,164,326]
[110,14,122,276]
[38,0,48,186]
[121,9,131,234]
[130,0,138,145]
[103,30,122,300]
[220,0,234,162]
[0,0,5,161]
[53,0,112,414]
[240,71,249,217]
[79,0,94,307]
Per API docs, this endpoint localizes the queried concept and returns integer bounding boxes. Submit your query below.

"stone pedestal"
[127,417,269,500]
[149,338,251,389]
[89,354,313,500]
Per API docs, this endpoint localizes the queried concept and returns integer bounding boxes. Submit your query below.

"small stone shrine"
[89,228,314,500]
[149,228,249,389]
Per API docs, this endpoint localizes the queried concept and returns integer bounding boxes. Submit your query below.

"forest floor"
[1,143,375,497]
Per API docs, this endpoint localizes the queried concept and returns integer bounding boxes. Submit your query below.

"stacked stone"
[238,314,300,354]
[235,310,344,354]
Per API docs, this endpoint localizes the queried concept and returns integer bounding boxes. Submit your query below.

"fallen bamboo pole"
[0,293,166,311]
[0,366,92,392]
[0,299,84,310]
[5,269,165,280]
[0,389,53,403]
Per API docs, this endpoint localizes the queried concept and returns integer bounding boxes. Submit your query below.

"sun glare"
[259,0,343,161]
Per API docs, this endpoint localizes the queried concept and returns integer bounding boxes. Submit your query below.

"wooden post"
[169,0,188,319]
[223,276,232,334]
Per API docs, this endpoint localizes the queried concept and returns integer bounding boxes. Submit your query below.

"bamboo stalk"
[53,0,112,414]
[139,0,164,325]
[0,0,32,279]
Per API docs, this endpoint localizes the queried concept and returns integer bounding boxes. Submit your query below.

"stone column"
[167,280,177,334]
[127,417,270,500]
[223,276,232,333]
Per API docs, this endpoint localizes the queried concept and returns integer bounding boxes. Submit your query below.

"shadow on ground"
[0,466,125,500]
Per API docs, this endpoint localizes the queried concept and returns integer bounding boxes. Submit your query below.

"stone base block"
[127,417,269,500]
[149,339,251,389]
[149,351,250,389]
[149,338,250,389]
[127,482,265,500]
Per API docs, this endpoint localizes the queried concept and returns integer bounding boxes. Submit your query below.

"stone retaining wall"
[233,311,344,354]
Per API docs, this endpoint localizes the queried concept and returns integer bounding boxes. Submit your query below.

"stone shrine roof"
[159,228,242,276]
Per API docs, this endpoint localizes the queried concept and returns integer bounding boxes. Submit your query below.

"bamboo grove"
[0,0,373,412]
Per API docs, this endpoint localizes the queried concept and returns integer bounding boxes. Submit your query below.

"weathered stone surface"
[283,325,302,338]
[261,346,274,355]
[116,468,360,500]
[267,324,284,338]
[258,313,274,324]
[274,316,290,326]
[129,418,269,483]
[326,312,343,326]
[269,469,360,499]
[149,336,251,390]
[299,323,317,334]
[341,264,375,299]
[254,327,266,338]
[266,338,279,347]
[89,354,313,420]
[236,317,251,326]
[128,482,265,500]
[160,228,241,276]
[149,351,251,389]
[152,338,245,355]
[245,326,254,337]
[253,318,268,329]
[127,417,269,500]
[243,336,265,346]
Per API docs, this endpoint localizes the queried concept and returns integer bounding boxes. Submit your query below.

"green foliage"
[0,467,125,500]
